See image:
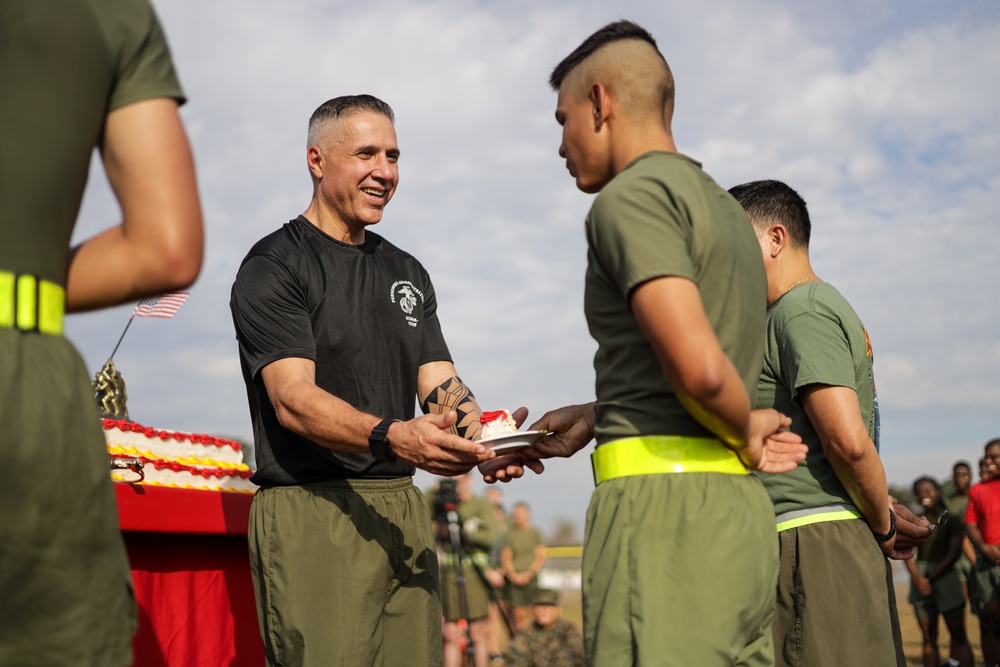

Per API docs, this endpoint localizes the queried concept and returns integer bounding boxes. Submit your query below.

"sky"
[68,0,1000,539]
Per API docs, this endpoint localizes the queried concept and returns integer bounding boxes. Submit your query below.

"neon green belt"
[591,435,748,485]
[0,271,65,335]
[774,503,862,532]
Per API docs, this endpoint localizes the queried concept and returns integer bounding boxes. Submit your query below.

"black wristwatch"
[369,419,401,462]
[872,510,897,543]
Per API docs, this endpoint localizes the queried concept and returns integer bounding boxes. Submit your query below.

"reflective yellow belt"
[591,435,748,485]
[0,271,65,335]
[774,503,862,533]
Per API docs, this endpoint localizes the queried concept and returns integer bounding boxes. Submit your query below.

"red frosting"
[102,418,242,451]
[480,410,510,424]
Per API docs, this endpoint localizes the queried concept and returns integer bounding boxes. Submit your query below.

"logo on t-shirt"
[390,280,424,327]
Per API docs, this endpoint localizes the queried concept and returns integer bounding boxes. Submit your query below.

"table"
[115,483,264,667]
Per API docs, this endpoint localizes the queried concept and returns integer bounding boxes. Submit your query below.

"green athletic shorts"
[971,557,1000,610]
[774,519,902,667]
[0,331,136,666]
[440,551,492,621]
[507,579,541,609]
[249,477,442,667]
[909,560,965,620]
[583,472,778,667]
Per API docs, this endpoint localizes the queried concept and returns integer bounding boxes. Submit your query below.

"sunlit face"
[914,480,940,509]
[954,466,972,493]
[531,604,560,629]
[555,85,610,194]
[313,111,399,233]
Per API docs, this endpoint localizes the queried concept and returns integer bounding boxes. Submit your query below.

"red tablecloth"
[115,484,264,667]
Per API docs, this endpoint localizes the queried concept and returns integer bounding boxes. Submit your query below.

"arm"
[631,277,804,472]
[526,543,547,580]
[905,557,932,597]
[260,357,492,476]
[799,384,894,553]
[66,99,203,311]
[417,361,483,440]
[500,545,516,579]
[966,522,1000,564]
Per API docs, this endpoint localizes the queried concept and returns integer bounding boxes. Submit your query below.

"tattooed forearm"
[421,376,482,439]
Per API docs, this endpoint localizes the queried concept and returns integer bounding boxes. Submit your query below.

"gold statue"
[93,358,129,420]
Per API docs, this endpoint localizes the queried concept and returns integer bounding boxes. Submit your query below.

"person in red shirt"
[964,438,1000,666]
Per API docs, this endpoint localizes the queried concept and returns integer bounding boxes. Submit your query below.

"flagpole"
[108,315,135,362]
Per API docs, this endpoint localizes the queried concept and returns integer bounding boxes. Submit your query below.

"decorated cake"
[104,418,257,493]
[480,409,518,440]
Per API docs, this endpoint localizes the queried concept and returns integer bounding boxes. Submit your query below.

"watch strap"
[369,418,401,462]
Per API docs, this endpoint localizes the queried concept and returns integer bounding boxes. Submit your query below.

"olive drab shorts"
[583,472,778,667]
[249,477,442,667]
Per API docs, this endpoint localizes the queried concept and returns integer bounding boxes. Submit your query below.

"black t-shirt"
[230,216,452,486]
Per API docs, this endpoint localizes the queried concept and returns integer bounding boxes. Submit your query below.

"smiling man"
[230,95,501,666]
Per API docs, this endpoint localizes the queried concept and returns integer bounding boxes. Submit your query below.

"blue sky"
[69,0,1000,537]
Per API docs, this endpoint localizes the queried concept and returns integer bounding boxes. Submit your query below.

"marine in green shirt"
[482,20,807,667]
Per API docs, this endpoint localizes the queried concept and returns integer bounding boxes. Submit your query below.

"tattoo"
[421,376,482,439]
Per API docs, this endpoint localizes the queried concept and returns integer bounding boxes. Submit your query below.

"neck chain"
[781,275,820,297]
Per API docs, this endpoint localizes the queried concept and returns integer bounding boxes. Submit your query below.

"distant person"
[230,94,519,666]
[906,476,973,667]
[0,2,203,665]
[729,179,917,667]
[964,438,1000,666]
[948,461,977,600]
[501,502,547,630]
[484,486,511,664]
[503,589,584,667]
[431,474,501,667]
[483,20,808,665]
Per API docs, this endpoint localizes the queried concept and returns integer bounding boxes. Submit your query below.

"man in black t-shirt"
[230,95,523,666]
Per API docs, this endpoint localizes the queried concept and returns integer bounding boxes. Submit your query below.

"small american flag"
[131,292,189,319]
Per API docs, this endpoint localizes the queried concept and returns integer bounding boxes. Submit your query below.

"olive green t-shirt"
[503,526,544,573]
[584,151,767,444]
[0,0,183,284]
[754,282,881,515]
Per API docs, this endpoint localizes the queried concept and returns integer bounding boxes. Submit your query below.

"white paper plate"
[476,430,549,453]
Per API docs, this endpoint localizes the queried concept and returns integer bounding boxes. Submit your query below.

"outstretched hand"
[888,496,933,559]
[390,410,494,476]
[479,403,595,484]
[737,409,807,473]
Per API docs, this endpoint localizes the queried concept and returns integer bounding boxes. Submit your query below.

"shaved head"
[551,20,675,128]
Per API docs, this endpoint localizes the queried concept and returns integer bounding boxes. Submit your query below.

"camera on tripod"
[434,478,460,522]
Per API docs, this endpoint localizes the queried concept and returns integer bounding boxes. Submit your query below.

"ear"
[589,82,612,131]
[306,145,324,180]
[766,224,788,259]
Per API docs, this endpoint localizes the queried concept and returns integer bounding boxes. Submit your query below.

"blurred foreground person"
[0,1,203,664]
[485,20,808,666]
[230,95,508,666]
[503,589,583,667]
[906,476,973,667]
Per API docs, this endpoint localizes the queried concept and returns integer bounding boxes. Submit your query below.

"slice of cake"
[104,418,257,493]
[480,410,518,440]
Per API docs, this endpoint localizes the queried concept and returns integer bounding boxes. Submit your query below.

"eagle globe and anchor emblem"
[391,281,423,326]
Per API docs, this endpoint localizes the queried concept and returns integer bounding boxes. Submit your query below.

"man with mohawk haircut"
[483,20,807,666]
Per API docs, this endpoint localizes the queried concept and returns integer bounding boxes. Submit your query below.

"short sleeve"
[101,0,185,110]
[778,311,857,400]
[230,255,316,379]
[587,172,695,298]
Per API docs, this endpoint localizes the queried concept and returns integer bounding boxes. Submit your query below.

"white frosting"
[104,420,256,493]
[481,411,518,439]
